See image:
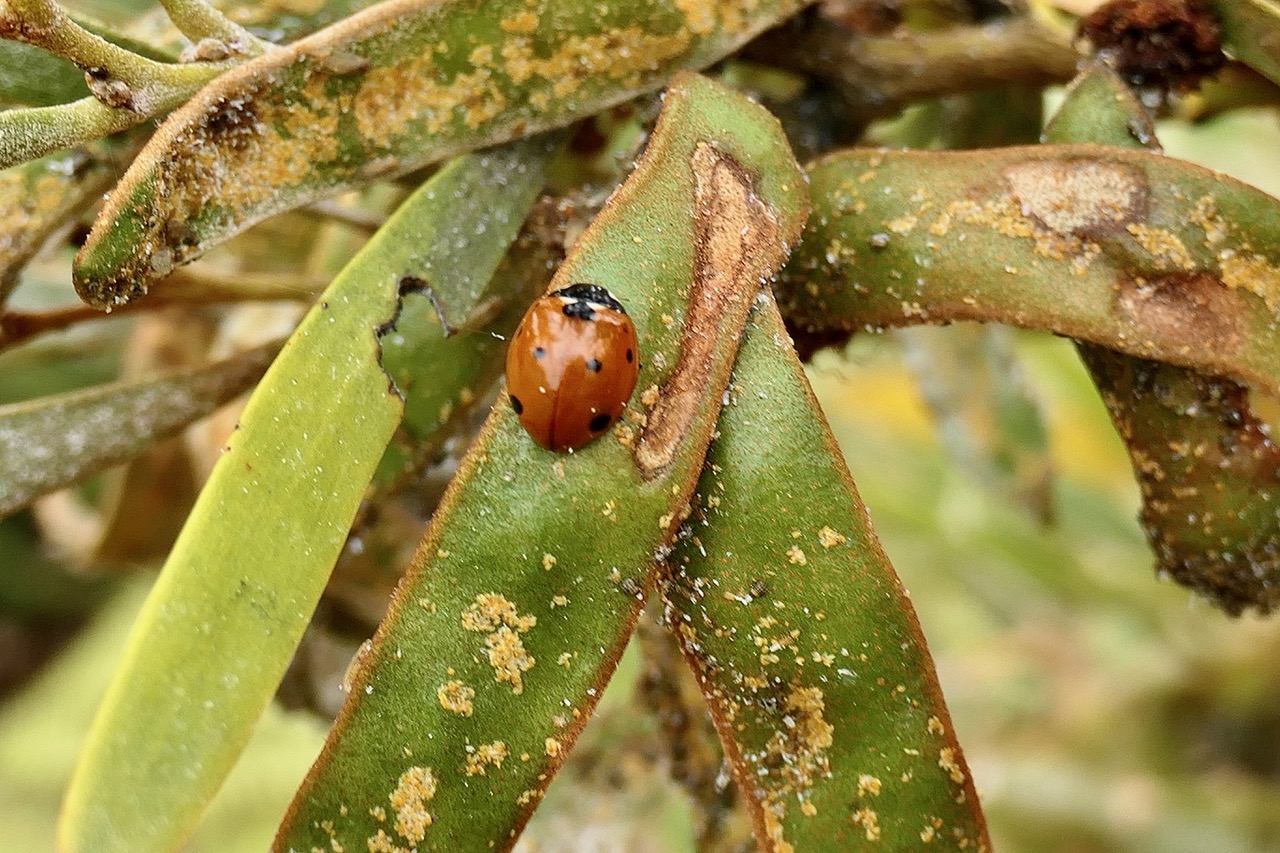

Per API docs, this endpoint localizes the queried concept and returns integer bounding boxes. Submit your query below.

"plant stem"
[0,0,230,113]
[745,15,1078,121]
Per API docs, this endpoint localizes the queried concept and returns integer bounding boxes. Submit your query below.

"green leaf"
[0,341,279,518]
[72,0,814,307]
[57,136,558,853]
[660,293,989,851]
[782,143,1280,400]
[1212,0,1280,86]
[273,72,809,853]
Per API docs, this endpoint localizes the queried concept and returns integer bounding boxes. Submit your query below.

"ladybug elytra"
[505,283,640,452]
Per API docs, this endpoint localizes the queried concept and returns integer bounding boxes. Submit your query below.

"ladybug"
[506,283,640,452]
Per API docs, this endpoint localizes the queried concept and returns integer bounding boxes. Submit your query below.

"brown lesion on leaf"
[635,142,781,476]
[1003,158,1148,239]
[1114,270,1246,357]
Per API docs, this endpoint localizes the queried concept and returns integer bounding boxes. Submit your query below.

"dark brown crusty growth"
[1077,0,1225,92]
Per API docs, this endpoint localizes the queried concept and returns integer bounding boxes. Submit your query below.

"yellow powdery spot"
[377,765,437,849]
[366,829,399,852]
[464,741,509,776]
[545,736,562,757]
[674,0,718,34]
[437,680,475,716]
[485,627,535,694]
[353,50,509,148]
[927,715,945,735]
[1220,250,1280,314]
[787,545,807,566]
[817,526,846,548]
[498,27,690,99]
[754,683,836,850]
[1192,195,1229,245]
[938,746,966,784]
[857,774,883,797]
[500,10,539,32]
[852,806,882,841]
[542,553,557,570]
[462,594,536,693]
[462,593,537,633]
[1127,223,1194,270]
[886,214,917,235]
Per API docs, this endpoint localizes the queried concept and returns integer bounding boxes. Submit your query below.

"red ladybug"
[506,283,640,452]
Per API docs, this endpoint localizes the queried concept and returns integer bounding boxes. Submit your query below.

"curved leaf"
[1047,60,1280,615]
[58,136,558,853]
[73,0,815,307]
[274,72,809,853]
[782,143,1280,399]
[0,341,279,518]
[661,293,989,851]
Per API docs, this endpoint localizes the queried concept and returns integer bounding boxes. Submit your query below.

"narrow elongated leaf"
[661,293,989,851]
[1047,61,1280,614]
[73,0,815,307]
[58,136,558,853]
[274,72,809,853]
[782,144,1280,399]
[0,341,278,518]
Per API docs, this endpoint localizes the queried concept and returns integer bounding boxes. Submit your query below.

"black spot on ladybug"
[589,413,612,432]
[625,348,634,363]
[510,394,524,415]
[586,358,602,373]
[533,346,546,359]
